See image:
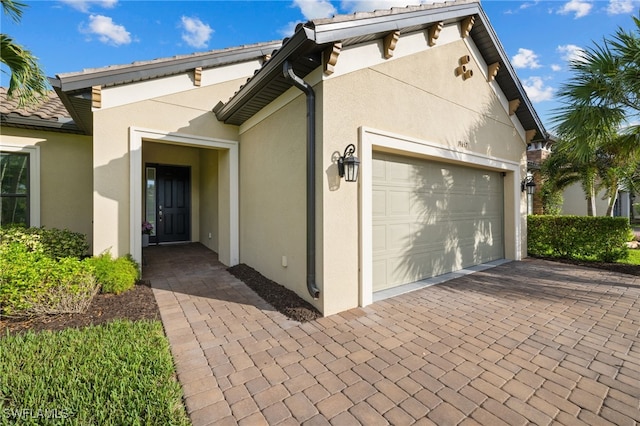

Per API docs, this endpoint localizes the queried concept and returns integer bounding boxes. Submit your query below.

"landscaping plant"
[89,252,139,295]
[0,243,98,317]
[0,226,89,260]
[528,215,630,262]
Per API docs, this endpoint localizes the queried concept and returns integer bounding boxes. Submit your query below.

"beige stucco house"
[1,0,546,316]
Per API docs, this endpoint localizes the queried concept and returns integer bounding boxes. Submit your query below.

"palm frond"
[0,34,49,108]
[0,0,27,23]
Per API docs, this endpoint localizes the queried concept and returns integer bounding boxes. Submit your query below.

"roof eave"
[474,8,546,140]
[214,27,317,123]
[51,42,282,92]
[311,2,480,44]
[1,115,83,134]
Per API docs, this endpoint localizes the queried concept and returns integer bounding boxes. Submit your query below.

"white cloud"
[340,0,446,13]
[551,64,562,72]
[293,0,336,19]
[60,0,117,13]
[523,77,554,103]
[607,0,635,14]
[512,48,542,69]
[557,44,586,63]
[180,16,213,49]
[279,21,302,37]
[83,14,131,45]
[557,0,592,18]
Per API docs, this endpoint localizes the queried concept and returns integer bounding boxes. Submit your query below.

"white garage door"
[372,152,504,292]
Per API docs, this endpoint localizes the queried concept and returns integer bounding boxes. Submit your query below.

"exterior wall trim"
[128,127,239,267]
[0,143,41,227]
[358,126,522,307]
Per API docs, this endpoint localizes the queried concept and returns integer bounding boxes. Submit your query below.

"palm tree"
[1,0,48,107]
[551,14,640,216]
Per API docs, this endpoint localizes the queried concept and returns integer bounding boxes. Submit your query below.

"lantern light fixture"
[337,144,360,182]
[521,172,536,195]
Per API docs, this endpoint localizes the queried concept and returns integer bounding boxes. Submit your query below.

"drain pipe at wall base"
[283,60,321,300]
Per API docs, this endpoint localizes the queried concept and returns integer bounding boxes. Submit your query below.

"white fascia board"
[99,60,263,110]
[324,23,460,80]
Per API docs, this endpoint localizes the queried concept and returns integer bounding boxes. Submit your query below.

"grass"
[619,249,640,265]
[0,320,189,426]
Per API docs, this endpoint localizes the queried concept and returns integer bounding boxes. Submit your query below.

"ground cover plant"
[0,320,189,425]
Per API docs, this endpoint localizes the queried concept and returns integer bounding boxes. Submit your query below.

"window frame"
[0,144,40,227]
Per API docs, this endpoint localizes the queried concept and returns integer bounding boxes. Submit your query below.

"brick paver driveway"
[144,244,640,425]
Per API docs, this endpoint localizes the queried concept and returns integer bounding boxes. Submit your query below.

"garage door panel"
[372,225,386,252]
[389,190,411,216]
[372,190,386,216]
[372,152,504,292]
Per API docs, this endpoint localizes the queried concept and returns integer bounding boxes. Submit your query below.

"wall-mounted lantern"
[338,144,360,182]
[521,172,536,195]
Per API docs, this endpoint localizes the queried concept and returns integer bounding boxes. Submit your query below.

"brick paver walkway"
[144,243,640,425]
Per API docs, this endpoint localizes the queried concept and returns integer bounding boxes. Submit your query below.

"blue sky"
[1,0,638,130]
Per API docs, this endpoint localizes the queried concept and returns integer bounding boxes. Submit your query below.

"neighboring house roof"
[213,0,546,140]
[49,41,282,135]
[0,87,81,134]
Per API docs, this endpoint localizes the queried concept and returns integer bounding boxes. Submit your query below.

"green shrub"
[528,215,630,262]
[0,225,89,260]
[89,252,139,295]
[0,243,98,317]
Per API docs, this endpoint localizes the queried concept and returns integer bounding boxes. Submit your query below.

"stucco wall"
[237,94,315,308]
[200,149,219,252]
[320,38,528,315]
[92,79,243,257]
[562,182,610,216]
[1,128,93,248]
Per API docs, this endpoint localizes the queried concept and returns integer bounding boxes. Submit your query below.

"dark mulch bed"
[228,263,322,323]
[0,282,160,335]
[532,256,640,276]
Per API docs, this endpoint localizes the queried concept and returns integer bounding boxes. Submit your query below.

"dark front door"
[156,165,190,243]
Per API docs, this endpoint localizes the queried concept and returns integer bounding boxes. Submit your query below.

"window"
[0,146,40,227]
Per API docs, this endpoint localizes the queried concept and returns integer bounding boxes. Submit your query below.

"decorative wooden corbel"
[91,85,101,109]
[427,22,443,47]
[487,62,500,82]
[323,42,342,75]
[460,16,475,38]
[194,67,202,87]
[526,130,537,143]
[383,31,400,59]
[508,99,521,116]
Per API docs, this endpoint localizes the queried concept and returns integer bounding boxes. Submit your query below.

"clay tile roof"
[1,87,80,133]
[0,87,70,121]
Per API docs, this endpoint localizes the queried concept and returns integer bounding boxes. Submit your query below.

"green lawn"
[620,249,640,265]
[0,320,189,426]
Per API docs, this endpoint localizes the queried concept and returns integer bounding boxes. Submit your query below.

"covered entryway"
[372,152,504,292]
[130,127,239,268]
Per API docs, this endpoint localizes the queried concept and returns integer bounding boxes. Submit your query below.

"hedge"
[0,226,89,260]
[528,215,631,262]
